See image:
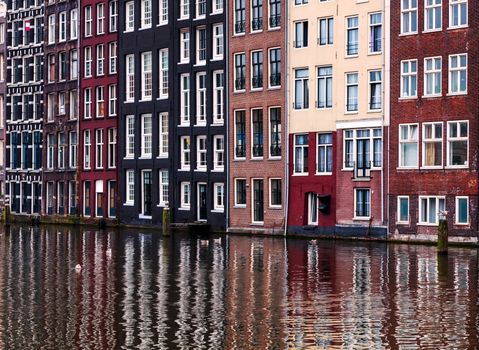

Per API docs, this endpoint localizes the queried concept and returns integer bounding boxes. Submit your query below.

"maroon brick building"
[389,1,478,238]
[228,0,286,234]
[79,0,118,221]
[43,0,79,217]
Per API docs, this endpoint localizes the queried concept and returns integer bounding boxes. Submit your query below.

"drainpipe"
[283,1,289,236]
[384,0,390,235]
[225,4,229,232]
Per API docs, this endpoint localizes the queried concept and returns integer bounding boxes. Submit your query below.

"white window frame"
[400,59,417,98]
[196,135,207,171]
[125,115,135,158]
[455,196,469,225]
[180,73,190,125]
[141,51,153,100]
[354,188,371,220]
[401,0,418,34]
[213,70,224,124]
[180,136,191,170]
[141,114,152,158]
[159,113,169,158]
[180,182,191,209]
[418,196,446,225]
[125,54,135,102]
[424,56,442,97]
[449,0,468,28]
[425,0,442,32]
[159,48,169,99]
[397,196,410,224]
[422,122,443,168]
[213,135,224,171]
[213,183,225,212]
[398,123,419,168]
[158,170,169,207]
[448,53,467,95]
[447,120,468,168]
[125,170,135,205]
[196,72,206,125]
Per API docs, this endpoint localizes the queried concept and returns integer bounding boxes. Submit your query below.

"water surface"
[0,225,477,349]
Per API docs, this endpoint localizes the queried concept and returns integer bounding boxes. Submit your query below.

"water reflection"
[0,226,477,348]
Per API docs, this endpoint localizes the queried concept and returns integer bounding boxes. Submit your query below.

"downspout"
[384,0,391,235]
[283,0,289,236]
[225,3,229,232]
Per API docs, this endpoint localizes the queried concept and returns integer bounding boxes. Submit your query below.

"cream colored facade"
[288,0,389,134]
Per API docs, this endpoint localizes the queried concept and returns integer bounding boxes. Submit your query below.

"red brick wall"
[389,1,478,236]
[228,0,286,232]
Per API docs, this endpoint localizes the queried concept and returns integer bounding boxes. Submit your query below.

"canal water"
[0,225,477,349]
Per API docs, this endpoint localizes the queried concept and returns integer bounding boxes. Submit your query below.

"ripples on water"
[0,226,477,349]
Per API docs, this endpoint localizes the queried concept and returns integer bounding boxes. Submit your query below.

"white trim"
[336,118,383,130]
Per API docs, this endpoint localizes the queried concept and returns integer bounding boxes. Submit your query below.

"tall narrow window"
[213,71,224,123]
[399,124,419,167]
[125,115,135,158]
[109,42,117,74]
[108,128,116,168]
[294,21,308,48]
[196,136,207,171]
[234,53,246,91]
[319,17,333,45]
[346,16,359,55]
[355,189,371,218]
[141,170,152,216]
[180,136,191,170]
[109,1,118,32]
[294,134,309,174]
[251,51,263,89]
[424,57,442,96]
[401,0,418,34]
[425,0,442,31]
[294,68,309,109]
[269,0,280,29]
[141,114,152,158]
[369,13,382,53]
[269,48,281,87]
[235,179,246,206]
[125,2,135,31]
[141,52,152,100]
[196,27,206,64]
[423,123,443,167]
[84,130,91,169]
[69,131,77,169]
[97,3,105,34]
[159,49,169,99]
[159,0,168,25]
[96,86,105,118]
[401,60,417,98]
[141,0,152,29]
[449,54,467,94]
[95,129,104,169]
[449,0,467,28]
[125,170,135,205]
[159,170,169,206]
[269,107,281,158]
[317,66,332,109]
[196,73,206,125]
[235,110,246,158]
[159,113,169,157]
[213,135,224,170]
[180,30,190,63]
[369,70,382,110]
[213,24,223,60]
[252,109,263,158]
[317,133,333,173]
[251,0,263,31]
[180,74,190,125]
[447,121,468,167]
[346,72,358,112]
[234,0,246,34]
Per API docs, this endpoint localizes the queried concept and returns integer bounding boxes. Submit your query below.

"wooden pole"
[437,218,448,254]
[162,207,170,236]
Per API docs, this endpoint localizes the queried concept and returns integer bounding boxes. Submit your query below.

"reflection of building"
[227,0,286,234]
[287,0,389,237]
[6,0,44,215]
[43,0,79,217]
[78,0,118,221]
[0,2,5,209]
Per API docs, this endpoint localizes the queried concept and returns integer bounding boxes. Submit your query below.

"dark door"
[199,184,207,221]
[253,179,264,222]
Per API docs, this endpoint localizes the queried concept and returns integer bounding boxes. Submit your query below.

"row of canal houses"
[0,0,476,241]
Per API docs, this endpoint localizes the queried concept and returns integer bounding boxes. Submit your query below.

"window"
[141,52,152,100]
[213,71,224,123]
[343,129,382,169]
[422,123,443,167]
[449,0,467,28]
[269,0,280,29]
[97,3,105,35]
[234,0,246,34]
[294,21,308,48]
[109,42,117,74]
[294,134,308,174]
[419,196,445,225]
[346,16,358,55]
[449,54,467,94]
[213,0,224,13]
[125,170,135,205]
[70,49,78,79]
[308,193,318,225]
[58,133,66,169]
[48,54,56,82]
[69,131,77,169]
[159,0,168,25]
[70,9,78,39]
[159,113,169,157]
[270,179,281,207]
[141,170,152,216]
[397,196,409,223]
[252,109,263,158]
[234,53,246,91]
[48,14,55,44]
[180,0,190,19]
[84,46,92,78]
[180,136,191,170]
[70,90,79,120]
[96,86,105,118]
[401,60,417,98]
[141,0,152,29]
[269,107,281,158]
[346,72,358,112]
[269,48,281,87]
[196,136,207,170]
[456,196,469,224]
[235,110,246,158]
[109,1,118,32]
[159,49,169,98]
[84,88,92,119]
[59,12,67,42]
[214,183,225,211]
[125,54,135,102]
[235,179,246,206]
[251,51,263,89]
[317,133,332,174]
[425,0,442,31]
[401,0,418,34]
[399,124,418,167]
[212,24,223,60]
[159,170,169,206]
[108,85,117,116]
[180,74,190,125]
[213,135,224,170]
[447,121,468,167]
[84,181,91,216]
[251,0,263,31]
[317,66,332,109]
[141,114,152,158]
[125,1,134,32]
[319,17,333,45]
[125,115,135,158]
[369,70,382,110]
[180,30,190,63]
[108,128,116,168]
[84,6,92,36]
[58,92,66,115]
[47,134,55,169]
[424,57,442,96]
[181,182,191,209]
[58,52,67,80]
[355,189,371,218]
[369,13,382,53]
[294,68,309,109]
[95,129,104,169]
[196,27,206,64]
[196,73,206,124]
[84,130,91,169]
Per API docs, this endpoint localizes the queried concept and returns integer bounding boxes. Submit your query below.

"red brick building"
[227,0,286,234]
[389,0,478,239]
[79,0,118,222]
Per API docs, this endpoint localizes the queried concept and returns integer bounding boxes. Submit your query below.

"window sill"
[211,209,224,213]
[210,57,224,62]
[123,202,134,207]
[367,51,382,56]
[447,25,468,31]
[344,111,358,115]
[315,172,332,176]
[422,94,442,99]
[233,158,246,161]
[212,121,224,126]
[445,165,469,169]
[268,86,281,90]
[268,27,281,32]
[178,207,190,211]
[139,98,152,102]
[194,169,207,172]
[353,217,371,221]
[232,33,245,37]
[193,62,206,67]
[178,168,191,172]
[345,54,359,59]
[423,28,442,34]
[210,169,224,172]
[268,156,282,161]
[250,88,263,92]
[178,61,190,65]
[251,157,264,161]
[292,173,308,177]
[454,222,470,226]
[234,205,246,209]
[396,221,410,225]
[234,90,246,94]
[250,222,264,226]
[367,109,382,113]
[396,166,419,170]
[420,166,443,170]
[398,96,417,101]
[417,223,439,227]
[398,32,418,37]
[138,214,152,219]
[269,206,282,210]
[250,30,263,35]
[446,92,467,97]
[138,156,152,160]
[157,155,169,159]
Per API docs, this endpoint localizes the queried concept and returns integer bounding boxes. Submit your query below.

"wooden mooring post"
[162,207,170,236]
[437,218,448,254]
